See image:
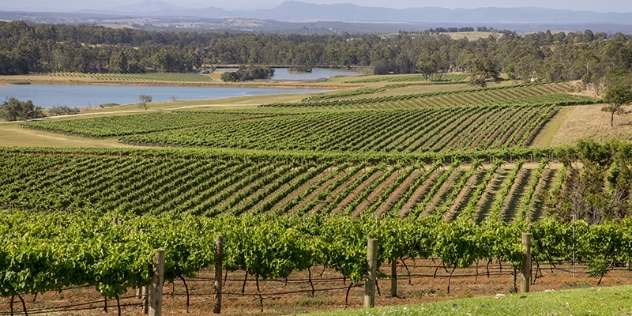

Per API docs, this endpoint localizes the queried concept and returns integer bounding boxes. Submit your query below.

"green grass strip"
[308,285,632,316]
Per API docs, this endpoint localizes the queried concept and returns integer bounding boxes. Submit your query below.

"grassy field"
[380,32,499,41]
[550,103,632,145]
[311,285,632,316]
[531,106,575,147]
[0,123,132,148]
[75,91,312,113]
[446,31,502,41]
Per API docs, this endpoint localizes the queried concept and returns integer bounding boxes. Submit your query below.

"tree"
[416,53,437,80]
[371,59,392,75]
[138,94,152,111]
[468,56,501,88]
[220,72,238,82]
[108,50,128,74]
[602,83,632,127]
[433,51,451,80]
[584,29,595,42]
[220,65,274,82]
[545,140,632,224]
[515,55,539,84]
[0,98,45,121]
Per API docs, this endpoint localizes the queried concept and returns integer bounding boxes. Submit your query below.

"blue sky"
[2,0,631,12]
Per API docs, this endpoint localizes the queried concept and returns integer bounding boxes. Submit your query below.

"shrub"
[0,98,46,121]
[48,105,81,116]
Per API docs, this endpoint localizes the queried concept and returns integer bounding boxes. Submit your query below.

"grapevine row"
[1,211,631,308]
[119,106,551,153]
[49,72,213,82]
[263,83,592,108]
[23,111,271,137]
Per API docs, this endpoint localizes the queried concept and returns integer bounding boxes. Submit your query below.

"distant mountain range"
[76,0,632,25]
[80,1,232,18]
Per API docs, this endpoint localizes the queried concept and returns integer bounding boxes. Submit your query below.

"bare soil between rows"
[2,259,630,315]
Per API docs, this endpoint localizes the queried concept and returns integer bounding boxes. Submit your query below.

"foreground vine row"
[1,212,630,303]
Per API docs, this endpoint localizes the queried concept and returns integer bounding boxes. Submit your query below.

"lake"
[0,85,324,109]
[218,67,361,81]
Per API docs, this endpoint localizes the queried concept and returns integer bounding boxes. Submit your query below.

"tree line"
[2,21,632,89]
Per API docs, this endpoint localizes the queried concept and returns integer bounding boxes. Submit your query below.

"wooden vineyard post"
[365,238,378,308]
[142,285,149,314]
[138,228,149,314]
[150,249,165,316]
[520,233,532,293]
[213,235,224,314]
[390,230,397,298]
[390,259,397,298]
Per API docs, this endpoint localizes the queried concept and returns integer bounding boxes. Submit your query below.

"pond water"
[0,84,324,109]
[218,67,361,81]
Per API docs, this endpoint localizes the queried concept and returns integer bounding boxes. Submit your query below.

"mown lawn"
[310,285,632,316]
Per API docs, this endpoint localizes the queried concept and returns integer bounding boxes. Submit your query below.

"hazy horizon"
[2,0,632,13]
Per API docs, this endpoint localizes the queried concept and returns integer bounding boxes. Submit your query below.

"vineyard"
[0,149,564,221]
[342,73,470,83]
[301,82,471,102]
[19,82,598,155]
[117,106,554,153]
[266,83,595,108]
[49,72,214,83]
[23,111,272,137]
[0,73,624,315]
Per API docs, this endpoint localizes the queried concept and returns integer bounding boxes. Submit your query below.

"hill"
[76,1,632,25]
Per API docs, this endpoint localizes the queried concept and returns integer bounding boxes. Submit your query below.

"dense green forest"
[2,21,632,90]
